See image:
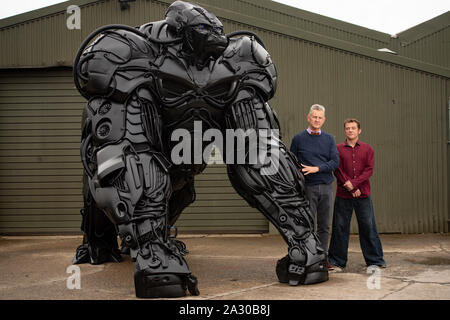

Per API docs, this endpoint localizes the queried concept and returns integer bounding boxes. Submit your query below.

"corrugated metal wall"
[0,68,267,234]
[265,34,449,233]
[251,31,448,233]
[4,0,444,70]
[0,0,448,234]
[0,1,169,68]
[183,165,267,233]
[203,0,392,50]
[447,80,450,234]
[397,26,450,69]
[0,69,83,233]
[0,0,418,69]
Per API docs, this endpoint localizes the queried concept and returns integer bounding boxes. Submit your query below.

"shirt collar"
[344,139,360,147]
[307,128,321,135]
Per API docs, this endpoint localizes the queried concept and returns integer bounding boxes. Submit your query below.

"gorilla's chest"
[155,58,235,105]
[155,57,237,131]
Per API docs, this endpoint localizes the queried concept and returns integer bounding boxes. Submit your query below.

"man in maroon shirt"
[328,119,386,270]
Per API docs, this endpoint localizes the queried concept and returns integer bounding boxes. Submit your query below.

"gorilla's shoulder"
[222,35,277,100]
[223,35,273,68]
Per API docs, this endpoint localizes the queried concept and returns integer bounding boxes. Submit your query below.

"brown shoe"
[327,261,334,271]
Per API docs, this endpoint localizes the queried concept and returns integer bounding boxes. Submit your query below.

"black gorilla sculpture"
[73,0,328,298]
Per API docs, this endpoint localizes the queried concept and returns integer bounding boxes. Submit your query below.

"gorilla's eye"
[195,24,213,32]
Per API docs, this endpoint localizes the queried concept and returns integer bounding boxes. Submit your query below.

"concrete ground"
[0,233,449,300]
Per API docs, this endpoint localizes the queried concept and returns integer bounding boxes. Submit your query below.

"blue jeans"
[328,196,385,268]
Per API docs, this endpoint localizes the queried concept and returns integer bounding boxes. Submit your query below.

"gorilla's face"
[165,1,228,66]
[185,22,228,62]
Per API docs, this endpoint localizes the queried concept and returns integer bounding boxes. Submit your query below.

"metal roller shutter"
[0,67,268,234]
[179,164,269,233]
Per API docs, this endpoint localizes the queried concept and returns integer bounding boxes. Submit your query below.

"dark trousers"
[328,196,385,268]
[305,183,333,253]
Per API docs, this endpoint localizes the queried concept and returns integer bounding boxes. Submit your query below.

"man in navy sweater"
[290,104,339,268]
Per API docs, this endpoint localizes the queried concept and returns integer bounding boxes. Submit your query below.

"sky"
[0,0,449,35]
[273,0,450,35]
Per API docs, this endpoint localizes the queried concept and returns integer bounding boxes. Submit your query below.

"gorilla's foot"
[134,268,199,298]
[134,271,186,298]
[73,241,123,265]
[276,254,328,285]
[132,242,199,298]
[302,259,329,285]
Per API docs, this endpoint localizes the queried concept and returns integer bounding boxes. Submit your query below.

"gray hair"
[309,104,325,115]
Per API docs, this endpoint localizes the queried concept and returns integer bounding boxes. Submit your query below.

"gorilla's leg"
[225,92,328,285]
[73,174,122,265]
[74,108,122,265]
[87,147,199,298]
[75,89,199,297]
[168,176,196,227]
[131,158,199,298]
[167,176,196,255]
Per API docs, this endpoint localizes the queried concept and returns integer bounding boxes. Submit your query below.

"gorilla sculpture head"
[165,1,228,66]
